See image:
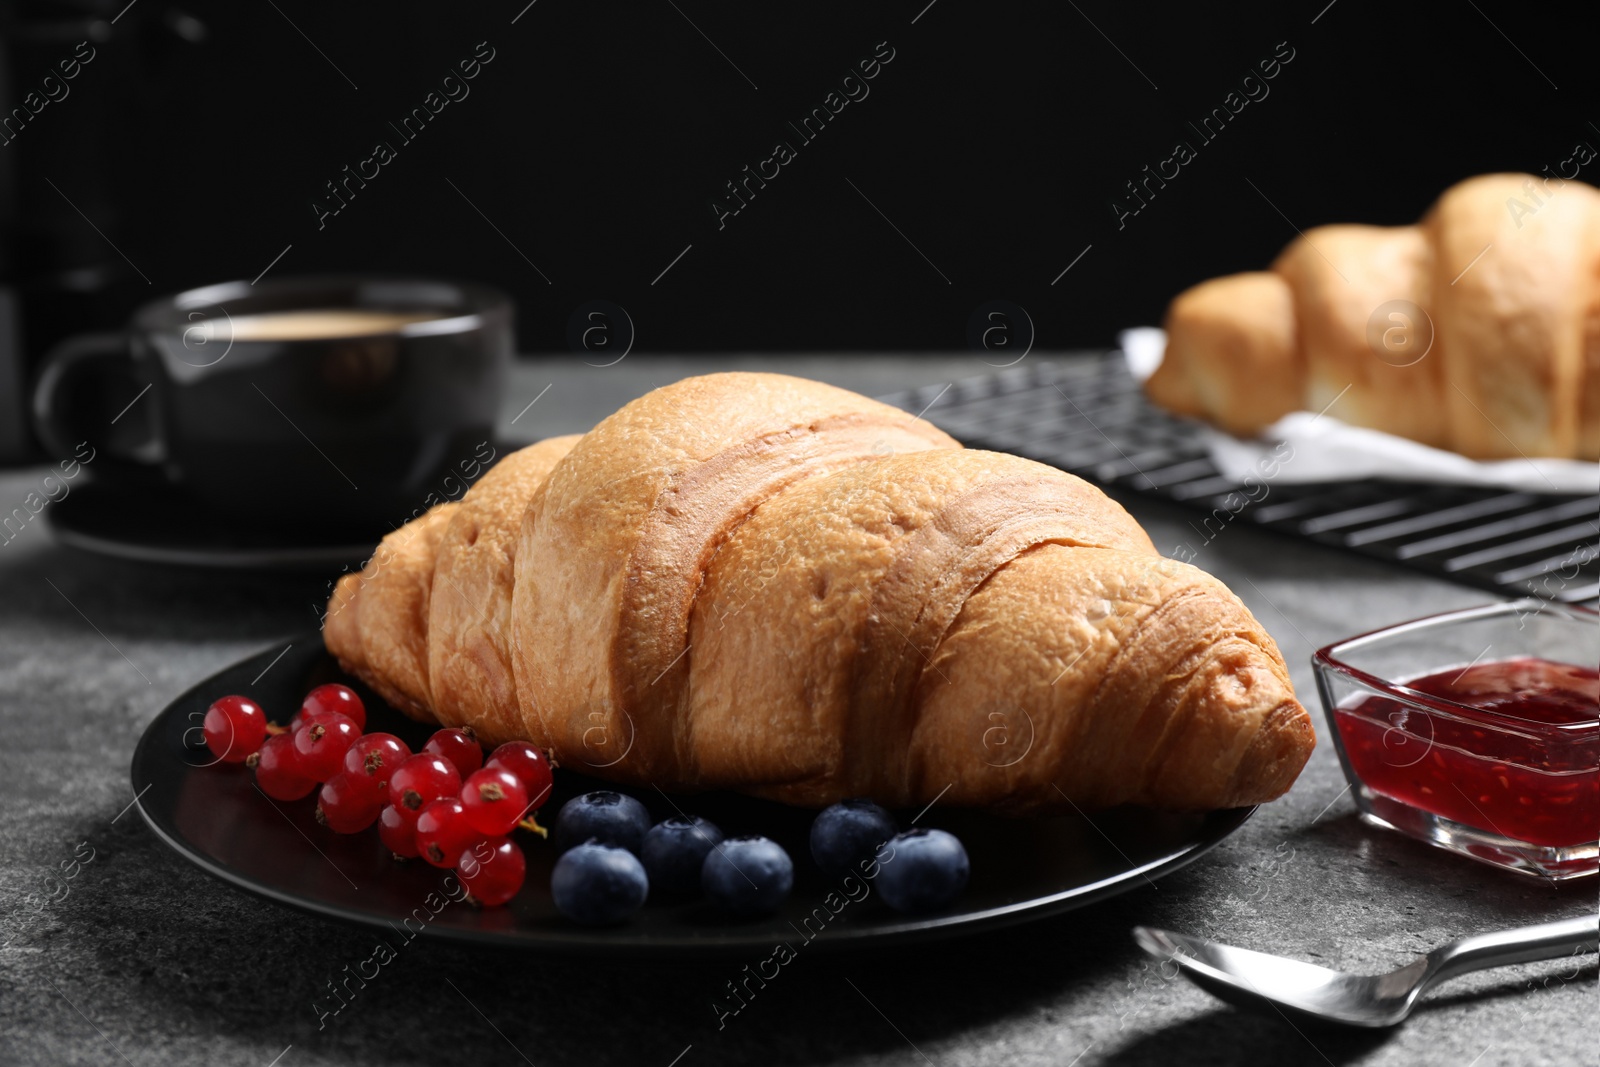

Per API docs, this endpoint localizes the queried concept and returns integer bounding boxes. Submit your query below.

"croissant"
[1147,173,1600,460]
[325,373,1314,814]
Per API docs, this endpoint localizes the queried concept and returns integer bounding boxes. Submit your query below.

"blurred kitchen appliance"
[0,1,203,465]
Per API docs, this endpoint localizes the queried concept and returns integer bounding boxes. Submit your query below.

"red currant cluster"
[200,686,553,907]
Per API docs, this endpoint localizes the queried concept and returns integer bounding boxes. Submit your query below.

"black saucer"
[47,478,378,570]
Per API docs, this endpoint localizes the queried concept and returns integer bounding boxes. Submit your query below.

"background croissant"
[1147,173,1600,460]
[325,373,1314,815]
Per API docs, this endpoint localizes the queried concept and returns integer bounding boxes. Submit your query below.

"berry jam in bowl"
[1313,599,1598,880]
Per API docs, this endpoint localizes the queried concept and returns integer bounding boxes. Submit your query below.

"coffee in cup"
[31,275,512,534]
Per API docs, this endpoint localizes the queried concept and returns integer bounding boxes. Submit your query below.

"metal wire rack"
[878,354,1600,604]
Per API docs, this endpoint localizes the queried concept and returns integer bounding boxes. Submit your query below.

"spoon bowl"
[1134,914,1597,1028]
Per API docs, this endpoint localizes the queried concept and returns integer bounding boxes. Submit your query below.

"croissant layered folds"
[1148,173,1600,460]
[326,373,1314,813]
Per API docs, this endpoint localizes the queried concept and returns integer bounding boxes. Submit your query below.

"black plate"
[131,637,1256,957]
[49,479,378,570]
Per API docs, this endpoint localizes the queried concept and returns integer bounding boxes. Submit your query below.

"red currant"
[343,764,388,806]
[202,695,267,763]
[388,753,462,813]
[316,772,383,833]
[424,727,484,778]
[343,732,412,789]
[292,711,360,782]
[299,683,365,731]
[458,836,525,907]
[486,742,554,811]
[250,733,315,800]
[460,767,528,836]
[415,797,485,869]
[379,804,420,858]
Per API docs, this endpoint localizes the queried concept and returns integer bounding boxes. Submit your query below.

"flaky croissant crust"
[1149,173,1600,461]
[326,373,1314,814]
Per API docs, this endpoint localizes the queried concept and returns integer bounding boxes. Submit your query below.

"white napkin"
[1117,327,1600,494]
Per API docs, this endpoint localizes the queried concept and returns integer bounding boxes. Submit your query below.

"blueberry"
[876,829,969,913]
[641,816,725,895]
[810,798,897,878]
[550,842,649,925]
[554,790,651,854]
[701,836,793,916]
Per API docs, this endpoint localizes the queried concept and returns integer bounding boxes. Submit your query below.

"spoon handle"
[1427,914,1599,986]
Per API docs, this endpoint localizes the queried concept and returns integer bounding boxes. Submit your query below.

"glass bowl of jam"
[1313,599,1598,880]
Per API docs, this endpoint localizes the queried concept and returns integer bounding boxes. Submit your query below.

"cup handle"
[31,332,163,474]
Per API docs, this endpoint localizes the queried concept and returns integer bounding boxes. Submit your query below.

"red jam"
[1334,657,1599,849]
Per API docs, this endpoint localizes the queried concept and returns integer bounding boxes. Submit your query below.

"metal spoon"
[1133,914,1598,1028]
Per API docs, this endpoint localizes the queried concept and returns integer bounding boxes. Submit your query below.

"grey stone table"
[1,355,1593,1067]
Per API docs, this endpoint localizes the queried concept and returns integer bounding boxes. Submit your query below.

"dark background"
[1,0,1595,361]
